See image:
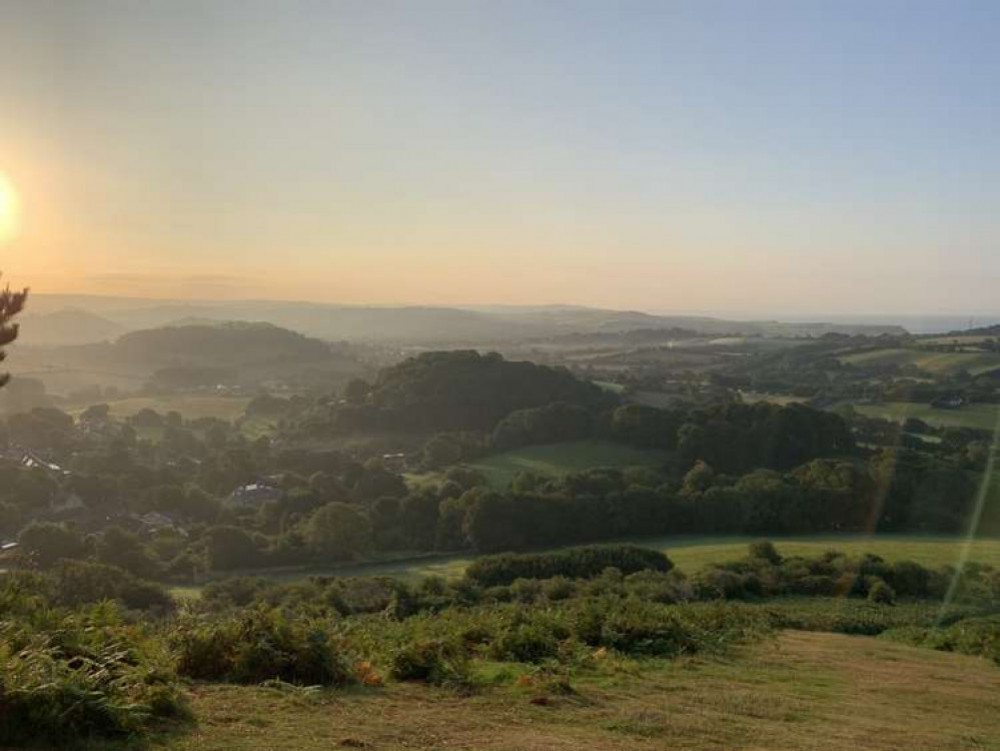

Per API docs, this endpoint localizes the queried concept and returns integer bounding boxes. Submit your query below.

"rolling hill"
[26,295,908,344]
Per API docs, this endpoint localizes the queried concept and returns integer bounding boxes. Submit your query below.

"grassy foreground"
[162,631,1000,751]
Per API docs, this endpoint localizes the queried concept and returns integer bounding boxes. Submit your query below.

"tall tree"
[0,276,27,388]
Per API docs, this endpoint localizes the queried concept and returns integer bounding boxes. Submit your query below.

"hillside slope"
[166,631,1000,751]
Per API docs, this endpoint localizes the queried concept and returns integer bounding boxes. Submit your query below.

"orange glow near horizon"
[0,172,19,245]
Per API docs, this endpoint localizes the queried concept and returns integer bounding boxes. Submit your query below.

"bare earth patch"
[166,632,1000,751]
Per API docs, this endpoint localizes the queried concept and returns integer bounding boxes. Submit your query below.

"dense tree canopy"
[0,278,27,388]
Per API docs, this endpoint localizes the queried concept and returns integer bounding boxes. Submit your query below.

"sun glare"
[0,172,20,243]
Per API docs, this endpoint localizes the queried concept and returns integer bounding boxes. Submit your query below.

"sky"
[0,0,999,315]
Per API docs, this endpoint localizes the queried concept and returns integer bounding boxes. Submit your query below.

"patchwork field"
[161,631,1000,751]
[738,391,810,406]
[850,401,1000,431]
[839,347,1000,376]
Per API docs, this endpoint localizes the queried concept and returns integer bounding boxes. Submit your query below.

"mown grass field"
[171,534,1000,599]
[161,631,1000,751]
[408,440,670,491]
[850,401,1000,431]
[70,394,251,421]
[739,390,809,406]
[466,441,669,489]
[839,347,1000,376]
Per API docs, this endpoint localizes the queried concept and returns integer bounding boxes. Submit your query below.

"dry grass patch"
[163,631,1000,751]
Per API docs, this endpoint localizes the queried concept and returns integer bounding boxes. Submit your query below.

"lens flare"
[938,404,1000,623]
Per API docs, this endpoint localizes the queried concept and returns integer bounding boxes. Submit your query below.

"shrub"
[867,578,896,604]
[171,609,356,686]
[466,545,672,587]
[691,567,762,600]
[541,576,576,601]
[748,540,783,565]
[389,638,468,685]
[50,560,174,612]
[0,605,186,746]
[880,616,1000,663]
[489,622,563,663]
[510,578,543,603]
[596,604,699,656]
[624,570,691,603]
[887,560,931,598]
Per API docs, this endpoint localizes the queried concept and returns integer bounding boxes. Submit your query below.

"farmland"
[850,401,1000,431]
[409,440,670,491]
[839,347,1000,376]
[68,394,252,422]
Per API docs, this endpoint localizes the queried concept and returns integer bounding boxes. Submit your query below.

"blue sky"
[1,0,998,313]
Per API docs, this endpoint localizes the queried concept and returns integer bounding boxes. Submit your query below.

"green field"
[839,347,1000,375]
[72,394,252,421]
[849,401,1000,431]
[739,390,810,406]
[172,534,1000,599]
[410,440,670,491]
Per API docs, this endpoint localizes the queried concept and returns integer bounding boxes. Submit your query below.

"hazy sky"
[1,0,999,314]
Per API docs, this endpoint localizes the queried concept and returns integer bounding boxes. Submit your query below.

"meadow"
[408,440,669,491]
[850,401,1000,431]
[69,394,252,422]
[838,347,1000,376]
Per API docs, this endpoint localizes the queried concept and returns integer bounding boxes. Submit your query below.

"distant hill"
[110,322,332,369]
[17,309,127,345]
[26,294,908,344]
[357,350,615,432]
[8,322,370,395]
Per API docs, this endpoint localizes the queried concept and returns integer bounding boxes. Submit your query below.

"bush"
[624,570,692,603]
[489,622,564,663]
[691,567,762,600]
[541,576,576,601]
[50,560,174,612]
[466,545,672,587]
[880,616,1000,663]
[0,604,186,746]
[389,638,468,685]
[172,609,356,686]
[867,578,896,604]
[887,560,931,597]
[748,540,783,565]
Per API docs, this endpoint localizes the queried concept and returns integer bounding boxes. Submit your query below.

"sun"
[0,172,21,243]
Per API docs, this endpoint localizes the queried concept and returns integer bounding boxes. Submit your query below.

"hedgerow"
[465,544,673,587]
